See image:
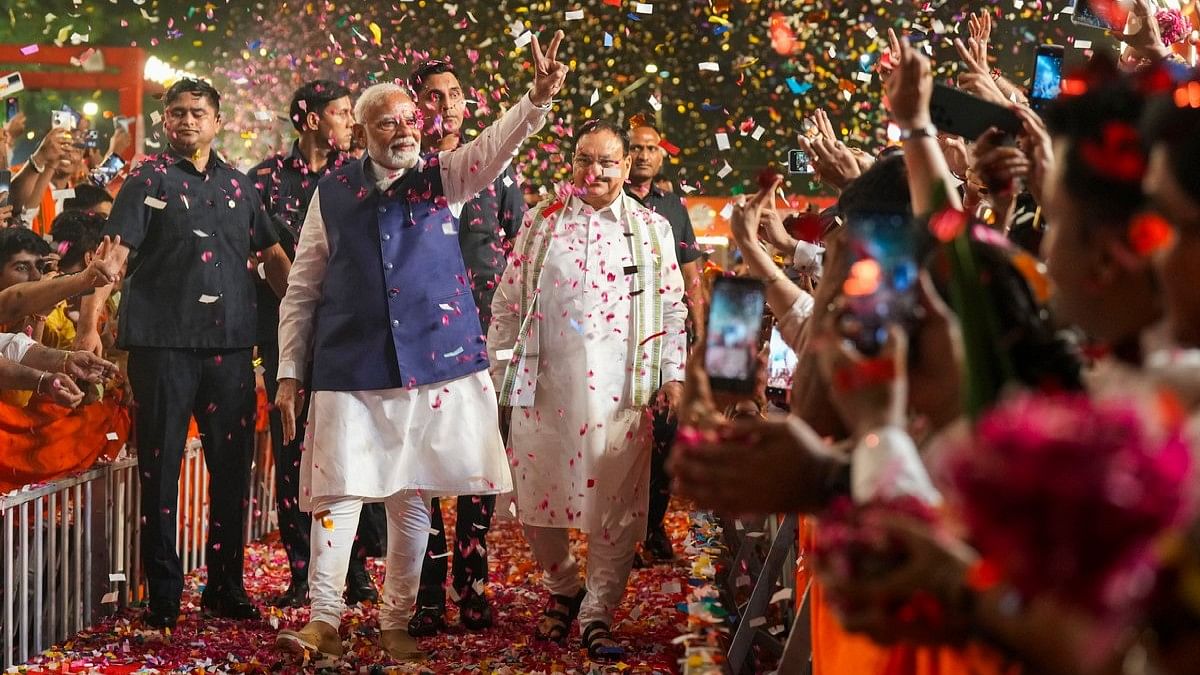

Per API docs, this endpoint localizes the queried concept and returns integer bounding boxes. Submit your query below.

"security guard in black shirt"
[77,78,293,629]
[626,124,703,564]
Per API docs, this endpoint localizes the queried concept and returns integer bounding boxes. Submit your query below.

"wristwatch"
[899,124,938,141]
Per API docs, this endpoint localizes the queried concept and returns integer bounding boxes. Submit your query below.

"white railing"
[1,429,278,670]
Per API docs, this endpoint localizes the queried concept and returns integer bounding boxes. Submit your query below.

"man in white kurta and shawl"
[489,119,687,661]
[272,32,569,663]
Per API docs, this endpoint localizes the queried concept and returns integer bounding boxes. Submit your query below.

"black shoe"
[269,583,308,608]
[407,605,447,637]
[201,587,262,620]
[344,560,379,605]
[643,528,676,563]
[142,603,178,630]
[458,593,493,631]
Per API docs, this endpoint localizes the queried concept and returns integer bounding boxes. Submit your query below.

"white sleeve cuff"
[850,425,942,506]
[277,360,304,382]
[2,332,39,363]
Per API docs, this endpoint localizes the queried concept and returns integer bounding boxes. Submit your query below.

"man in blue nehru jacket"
[273,31,568,663]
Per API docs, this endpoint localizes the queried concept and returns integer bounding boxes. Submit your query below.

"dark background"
[0,0,1118,195]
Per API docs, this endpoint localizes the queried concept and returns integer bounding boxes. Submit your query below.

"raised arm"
[0,236,123,324]
[888,38,962,217]
[440,30,567,210]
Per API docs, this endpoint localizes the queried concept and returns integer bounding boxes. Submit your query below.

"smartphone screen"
[90,154,126,188]
[705,276,767,392]
[1071,0,1118,30]
[788,148,814,175]
[1030,47,1064,111]
[766,325,798,392]
[3,97,16,123]
[838,212,920,356]
[0,169,11,207]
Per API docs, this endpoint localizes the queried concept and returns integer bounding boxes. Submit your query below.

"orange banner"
[683,195,837,239]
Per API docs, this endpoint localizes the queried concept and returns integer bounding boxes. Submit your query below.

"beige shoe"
[276,619,344,659]
[380,628,426,662]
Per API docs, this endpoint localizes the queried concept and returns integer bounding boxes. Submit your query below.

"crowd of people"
[1,0,1200,672]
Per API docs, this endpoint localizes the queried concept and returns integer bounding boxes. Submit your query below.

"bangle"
[899,124,938,141]
[29,155,45,174]
[60,350,71,373]
[36,371,49,395]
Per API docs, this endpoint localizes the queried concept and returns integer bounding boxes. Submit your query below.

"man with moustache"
[250,79,384,609]
[625,123,702,564]
[74,78,294,629]
[406,59,527,636]
[273,32,567,662]
[488,119,687,660]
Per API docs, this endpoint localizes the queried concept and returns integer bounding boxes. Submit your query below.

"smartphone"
[929,83,1023,142]
[83,129,100,149]
[1029,45,1065,112]
[90,153,126,188]
[705,276,767,392]
[51,110,77,131]
[765,324,798,398]
[837,211,920,357]
[787,148,814,175]
[0,169,11,207]
[0,72,22,97]
[1070,0,1119,31]
[3,97,16,123]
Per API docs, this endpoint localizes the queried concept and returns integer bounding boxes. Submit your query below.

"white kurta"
[277,94,549,510]
[492,196,687,536]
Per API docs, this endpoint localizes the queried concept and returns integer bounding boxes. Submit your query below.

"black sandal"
[534,589,585,643]
[581,621,626,661]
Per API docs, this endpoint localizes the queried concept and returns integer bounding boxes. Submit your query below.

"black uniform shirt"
[104,150,279,349]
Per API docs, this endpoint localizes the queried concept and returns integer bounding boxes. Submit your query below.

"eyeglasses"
[573,155,622,169]
[373,115,421,133]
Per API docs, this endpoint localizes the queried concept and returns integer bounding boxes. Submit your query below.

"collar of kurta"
[563,192,624,222]
[356,153,434,194]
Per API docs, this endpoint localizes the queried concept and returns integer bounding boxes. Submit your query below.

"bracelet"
[899,124,938,141]
[36,371,49,395]
[60,350,71,373]
[29,155,46,174]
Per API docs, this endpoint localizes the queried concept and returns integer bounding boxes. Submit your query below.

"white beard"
[375,142,419,170]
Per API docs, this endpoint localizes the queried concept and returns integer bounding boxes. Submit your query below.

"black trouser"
[128,347,257,610]
[415,298,501,609]
[647,403,676,536]
[416,494,497,608]
[259,342,385,588]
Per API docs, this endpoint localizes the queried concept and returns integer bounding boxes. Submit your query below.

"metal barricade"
[1,426,278,670]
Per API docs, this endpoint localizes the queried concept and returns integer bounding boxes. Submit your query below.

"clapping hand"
[529,30,568,107]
